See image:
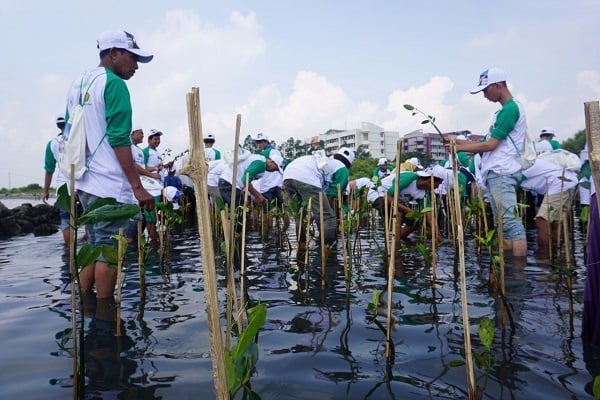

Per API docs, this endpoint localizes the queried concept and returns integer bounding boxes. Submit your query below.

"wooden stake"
[178,88,228,399]
[450,140,476,398]
[68,165,78,400]
[116,228,124,337]
[319,192,326,288]
[385,140,402,358]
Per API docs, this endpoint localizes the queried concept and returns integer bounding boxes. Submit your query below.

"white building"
[319,122,399,160]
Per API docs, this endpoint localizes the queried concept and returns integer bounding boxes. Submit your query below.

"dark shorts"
[261,186,284,211]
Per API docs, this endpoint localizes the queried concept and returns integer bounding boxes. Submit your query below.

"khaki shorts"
[536,190,574,223]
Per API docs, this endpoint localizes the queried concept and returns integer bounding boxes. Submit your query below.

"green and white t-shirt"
[480,98,527,180]
[65,66,134,203]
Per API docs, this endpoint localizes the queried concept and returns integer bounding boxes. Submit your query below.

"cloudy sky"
[1,1,599,188]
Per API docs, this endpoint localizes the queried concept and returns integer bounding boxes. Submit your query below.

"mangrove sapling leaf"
[55,184,71,212]
[79,203,140,225]
[226,303,267,397]
[403,104,415,111]
[593,375,600,399]
[100,244,119,266]
[76,243,103,269]
[478,317,494,349]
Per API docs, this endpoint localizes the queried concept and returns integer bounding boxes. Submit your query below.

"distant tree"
[561,129,586,155]
[242,134,259,153]
[280,137,312,161]
[349,158,377,180]
[26,183,42,190]
[355,144,371,160]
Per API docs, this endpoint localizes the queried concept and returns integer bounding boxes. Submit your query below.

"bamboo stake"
[178,87,228,399]
[239,173,251,328]
[338,185,349,281]
[430,175,437,280]
[116,228,124,337]
[496,195,506,329]
[584,101,600,215]
[450,140,476,398]
[319,192,326,288]
[304,198,312,271]
[68,165,78,400]
[385,140,402,358]
[138,219,145,299]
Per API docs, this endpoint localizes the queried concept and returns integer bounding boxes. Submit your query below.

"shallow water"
[0,200,595,399]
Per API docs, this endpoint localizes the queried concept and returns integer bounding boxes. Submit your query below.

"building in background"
[314,123,479,163]
[319,122,399,160]
[401,129,477,163]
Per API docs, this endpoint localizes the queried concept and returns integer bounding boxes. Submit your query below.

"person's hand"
[133,187,155,211]
[150,172,161,180]
[42,189,50,204]
[255,195,267,205]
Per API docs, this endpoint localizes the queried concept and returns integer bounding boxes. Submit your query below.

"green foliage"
[593,375,600,399]
[78,203,140,225]
[349,158,376,180]
[560,129,586,155]
[355,144,371,159]
[226,302,267,399]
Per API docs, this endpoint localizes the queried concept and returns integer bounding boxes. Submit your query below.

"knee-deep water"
[0,199,596,399]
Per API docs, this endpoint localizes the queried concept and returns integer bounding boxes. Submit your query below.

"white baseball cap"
[377,157,388,166]
[268,152,284,170]
[408,157,424,170]
[203,132,215,140]
[540,126,555,137]
[96,30,153,63]
[470,67,508,94]
[253,132,269,141]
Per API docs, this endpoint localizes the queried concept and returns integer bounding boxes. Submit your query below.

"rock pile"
[0,201,60,239]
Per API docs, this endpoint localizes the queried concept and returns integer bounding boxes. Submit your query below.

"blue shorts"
[59,209,70,231]
[486,171,526,241]
[77,190,129,262]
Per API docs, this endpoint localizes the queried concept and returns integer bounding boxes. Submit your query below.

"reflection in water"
[83,296,168,399]
[0,209,594,399]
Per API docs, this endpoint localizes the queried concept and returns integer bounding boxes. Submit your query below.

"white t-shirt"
[283,155,324,188]
[479,99,527,182]
[66,67,134,203]
[521,158,578,195]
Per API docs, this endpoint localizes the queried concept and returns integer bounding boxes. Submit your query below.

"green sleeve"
[458,172,467,198]
[214,149,221,160]
[44,140,56,174]
[549,139,561,150]
[260,148,271,157]
[490,99,519,141]
[104,69,133,148]
[142,147,150,165]
[326,167,349,197]
[245,160,266,182]
[372,167,379,178]
[386,172,418,196]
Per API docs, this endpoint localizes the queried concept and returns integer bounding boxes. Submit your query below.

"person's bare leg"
[536,217,550,247]
[94,261,117,299]
[79,263,96,292]
[512,239,527,257]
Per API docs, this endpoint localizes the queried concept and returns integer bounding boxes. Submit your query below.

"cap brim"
[128,48,153,63]
[470,84,487,94]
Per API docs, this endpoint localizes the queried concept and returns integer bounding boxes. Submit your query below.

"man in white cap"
[400,157,424,172]
[203,132,221,161]
[126,125,162,244]
[453,67,528,257]
[385,166,445,242]
[373,157,392,180]
[42,113,70,245]
[64,30,155,311]
[283,147,355,250]
[253,132,286,229]
[535,126,561,155]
